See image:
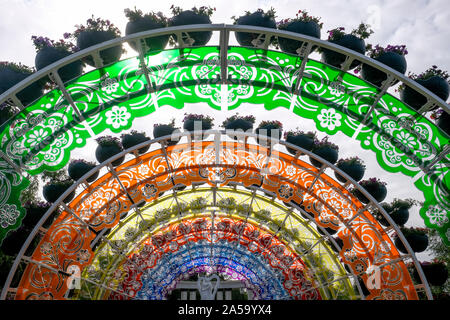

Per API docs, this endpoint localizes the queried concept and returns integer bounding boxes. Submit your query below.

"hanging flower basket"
[95,135,125,166]
[0,62,34,91]
[43,179,75,203]
[169,6,215,46]
[124,7,169,53]
[374,199,412,227]
[222,114,255,140]
[183,113,214,140]
[232,8,277,47]
[0,62,44,106]
[255,120,283,146]
[352,177,387,204]
[276,9,322,55]
[283,129,316,155]
[31,36,83,83]
[394,227,429,253]
[121,130,150,154]
[435,110,449,136]
[321,23,373,69]
[66,15,124,67]
[413,260,449,287]
[309,136,339,168]
[153,119,180,146]
[68,159,99,182]
[399,66,450,111]
[0,226,30,256]
[334,156,366,183]
[21,201,52,230]
[0,103,16,127]
[373,202,393,227]
[387,198,412,226]
[360,44,408,87]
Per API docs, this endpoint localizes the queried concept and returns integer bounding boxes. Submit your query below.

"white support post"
[293,42,313,95]
[136,39,155,94]
[219,26,229,85]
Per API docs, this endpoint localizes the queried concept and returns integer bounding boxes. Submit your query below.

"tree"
[427,229,450,299]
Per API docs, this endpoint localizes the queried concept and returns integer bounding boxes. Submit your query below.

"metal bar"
[95,203,187,294]
[214,131,222,166]
[377,254,412,269]
[9,95,24,110]
[91,51,104,69]
[291,236,329,268]
[345,206,369,225]
[61,202,97,233]
[307,166,326,193]
[283,222,359,299]
[337,56,356,80]
[97,220,173,289]
[417,101,438,115]
[424,144,450,173]
[0,199,69,300]
[136,39,154,93]
[270,208,294,238]
[105,182,362,300]
[0,26,444,202]
[219,26,230,84]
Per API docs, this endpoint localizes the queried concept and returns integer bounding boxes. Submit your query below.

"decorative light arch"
[0,24,448,300]
[1,134,431,299]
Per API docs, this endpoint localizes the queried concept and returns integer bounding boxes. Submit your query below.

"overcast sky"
[1,0,449,257]
[1,0,449,72]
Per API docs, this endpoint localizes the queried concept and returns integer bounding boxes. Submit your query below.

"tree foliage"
[427,229,450,298]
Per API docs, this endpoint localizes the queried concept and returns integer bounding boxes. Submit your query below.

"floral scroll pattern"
[0,46,446,244]
[14,142,417,300]
[107,217,318,300]
[0,159,29,244]
[15,211,95,300]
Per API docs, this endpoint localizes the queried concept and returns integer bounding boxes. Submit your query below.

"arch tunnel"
[0,23,449,300]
